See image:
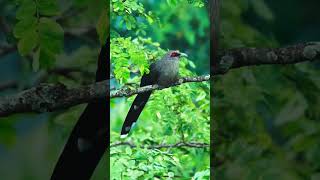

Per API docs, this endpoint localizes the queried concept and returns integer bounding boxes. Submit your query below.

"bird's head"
[164,50,188,61]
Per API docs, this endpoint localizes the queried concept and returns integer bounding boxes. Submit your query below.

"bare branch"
[110,75,210,98]
[214,42,320,75]
[110,141,209,149]
[0,81,107,117]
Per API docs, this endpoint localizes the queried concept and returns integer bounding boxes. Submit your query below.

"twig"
[110,75,210,98]
[110,141,209,149]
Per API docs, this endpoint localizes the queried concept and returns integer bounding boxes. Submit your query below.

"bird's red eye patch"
[170,52,180,57]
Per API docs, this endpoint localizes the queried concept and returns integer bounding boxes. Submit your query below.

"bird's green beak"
[180,52,188,57]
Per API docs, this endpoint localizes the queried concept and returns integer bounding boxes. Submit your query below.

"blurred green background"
[214,0,320,179]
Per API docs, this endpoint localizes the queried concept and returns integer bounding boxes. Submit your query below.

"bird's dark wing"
[140,63,157,86]
[120,63,157,137]
[51,38,109,180]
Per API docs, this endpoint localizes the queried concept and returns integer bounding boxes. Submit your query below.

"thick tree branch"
[0,42,319,117]
[0,75,208,117]
[111,141,209,149]
[214,42,320,75]
[0,81,108,117]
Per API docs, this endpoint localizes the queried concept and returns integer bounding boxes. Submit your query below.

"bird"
[120,50,187,138]
[50,38,109,180]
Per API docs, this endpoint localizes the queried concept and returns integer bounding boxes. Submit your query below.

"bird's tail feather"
[120,91,152,137]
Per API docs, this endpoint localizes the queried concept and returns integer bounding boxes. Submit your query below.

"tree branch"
[0,81,107,117]
[110,141,209,149]
[214,42,320,75]
[0,75,208,117]
[110,75,210,98]
[0,42,319,117]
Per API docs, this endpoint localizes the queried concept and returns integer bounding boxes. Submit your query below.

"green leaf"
[37,0,60,16]
[193,169,210,179]
[134,151,148,161]
[32,48,40,71]
[126,169,144,179]
[166,0,177,7]
[185,30,195,45]
[125,17,132,30]
[128,160,135,167]
[251,0,274,21]
[13,17,37,38]
[168,172,174,178]
[145,15,154,24]
[97,10,109,44]
[38,48,56,69]
[17,30,38,56]
[16,0,36,20]
[125,147,132,155]
[38,18,64,54]
[188,60,196,69]
[0,121,16,147]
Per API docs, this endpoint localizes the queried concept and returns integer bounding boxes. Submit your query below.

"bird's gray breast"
[153,60,179,86]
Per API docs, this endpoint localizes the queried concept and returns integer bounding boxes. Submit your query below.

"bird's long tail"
[51,38,109,180]
[120,91,152,137]
[50,101,108,180]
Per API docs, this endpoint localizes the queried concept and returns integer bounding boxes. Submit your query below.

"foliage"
[0,0,108,179]
[14,0,63,70]
[214,0,320,179]
[110,0,210,179]
[12,0,107,71]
